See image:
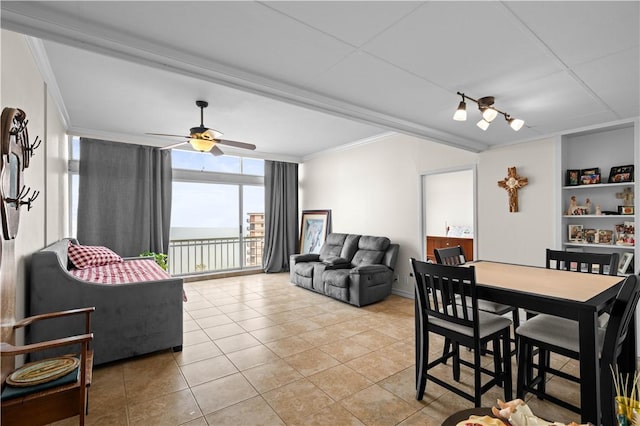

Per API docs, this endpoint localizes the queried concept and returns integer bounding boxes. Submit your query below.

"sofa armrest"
[322,256,351,267]
[350,264,391,274]
[291,253,320,263]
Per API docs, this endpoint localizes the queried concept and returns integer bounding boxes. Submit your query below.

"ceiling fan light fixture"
[189,138,215,152]
[477,119,490,131]
[453,100,467,121]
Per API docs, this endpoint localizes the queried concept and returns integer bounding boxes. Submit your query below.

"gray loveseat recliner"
[290,233,399,307]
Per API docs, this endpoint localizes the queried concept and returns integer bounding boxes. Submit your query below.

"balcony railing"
[168,236,264,276]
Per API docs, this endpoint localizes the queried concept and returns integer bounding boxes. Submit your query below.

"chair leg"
[416,324,429,400]
[492,337,502,388]
[453,342,461,381]
[537,347,548,399]
[474,342,482,407]
[516,338,528,399]
[502,331,512,401]
[442,337,451,364]
[512,308,520,359]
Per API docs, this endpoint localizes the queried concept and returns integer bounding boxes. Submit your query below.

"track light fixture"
[453,92,524,131]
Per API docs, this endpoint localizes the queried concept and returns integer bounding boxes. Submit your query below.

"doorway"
[421,166,476,262]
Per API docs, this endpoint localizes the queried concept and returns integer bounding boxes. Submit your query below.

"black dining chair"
[435,246,520,356]
[515,274,639,422]
[411,258,512,406]
[546,248,619,276]
[521,249,622,398]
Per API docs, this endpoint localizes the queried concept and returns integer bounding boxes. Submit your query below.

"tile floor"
[53,272,582,425]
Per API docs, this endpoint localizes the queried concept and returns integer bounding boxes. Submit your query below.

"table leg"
[579,309,601,424]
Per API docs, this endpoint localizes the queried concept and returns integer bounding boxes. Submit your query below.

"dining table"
[415,260,635,425]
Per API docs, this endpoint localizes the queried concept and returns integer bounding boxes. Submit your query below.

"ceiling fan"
[147,100,256,156]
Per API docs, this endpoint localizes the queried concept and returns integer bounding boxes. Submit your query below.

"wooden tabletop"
[470,261,622,303]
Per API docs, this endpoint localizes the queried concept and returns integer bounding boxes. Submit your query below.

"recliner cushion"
[319,233,348,261]
[351,236,390,266]
[294,262,315,278]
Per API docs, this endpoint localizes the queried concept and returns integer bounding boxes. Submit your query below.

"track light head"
[453,100,467,121]
[507,116,525,131]
[477,119,490,131]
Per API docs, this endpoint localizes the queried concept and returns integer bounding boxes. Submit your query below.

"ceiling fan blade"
[146,132,190,139]
[210,145,225,156]
[202,128,224,139]
[159,141,189,150]
[216,139,256,150]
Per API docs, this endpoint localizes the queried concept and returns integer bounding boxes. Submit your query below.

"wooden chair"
[546,248,619,275]
[434,246,520,356]
[1,307,94,426]
[411,258,512,406]
[516,274,639,422]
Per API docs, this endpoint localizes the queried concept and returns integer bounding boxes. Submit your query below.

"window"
[69,140,265,275]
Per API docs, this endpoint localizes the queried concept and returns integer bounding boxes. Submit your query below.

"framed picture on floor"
[618,252,634,275]
[299,210,331,254]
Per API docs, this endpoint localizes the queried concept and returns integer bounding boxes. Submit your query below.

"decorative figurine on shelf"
[616,187,635,215]
[596,205,602,215]
[567,196,590,215]
[497,166,528,213]
[567,196,578,215]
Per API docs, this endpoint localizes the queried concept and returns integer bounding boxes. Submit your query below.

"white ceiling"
[2,1,638,161]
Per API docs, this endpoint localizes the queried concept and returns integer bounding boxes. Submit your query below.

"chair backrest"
[545,249,619,275]
[434,245,467,266]
[599,274,640,422]
[411,258,478,332]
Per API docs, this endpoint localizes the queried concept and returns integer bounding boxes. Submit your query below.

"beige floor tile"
[378,367,430,410]
[184,300,216,312]
[397,410,441,425]
[203,322,246,340]
[284,348,340,376]
[180,417,208,426]
[348,329,399,351]
[262,378,335,424]
[173,340,222,366]
[183,329,212,347]
[180,354,239,387]
[236,315,277,332]
[226,344,280,371]
[302,402,366,426]
[340,384,418,426]
[188,306,223,319]
[195,313,233,328]
[204,395,285,426]
[214,332,262,353]
[128,388,202,425]
[123,354,189,404]
[298,327,345,346]
[265,335,316,357]
[307,364,373,400]
[225,308,263,321]
[318,338,373,363]
[191,372,258,415]
[241,359,303,393]
[183,319,201,332]
[250,324,297,343]
[346,351,407,382]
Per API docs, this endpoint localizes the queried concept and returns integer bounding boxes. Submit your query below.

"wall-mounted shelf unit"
[559,121,638,276]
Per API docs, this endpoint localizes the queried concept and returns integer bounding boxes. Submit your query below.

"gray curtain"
[263,160,298,272]
[77,138,172,257]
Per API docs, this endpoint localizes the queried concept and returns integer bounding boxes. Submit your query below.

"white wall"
[301,133,559,296]
[477,138,557,266]
[1,29,68,333]
[301,133,478,297]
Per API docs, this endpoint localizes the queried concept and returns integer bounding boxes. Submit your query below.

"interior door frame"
[419,164,477,261]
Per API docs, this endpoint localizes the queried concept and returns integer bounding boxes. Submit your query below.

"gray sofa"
[27,238,184,365]
[290,233,399,306]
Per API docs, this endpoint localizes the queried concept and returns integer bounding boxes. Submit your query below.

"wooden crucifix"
[498,167,528,213]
